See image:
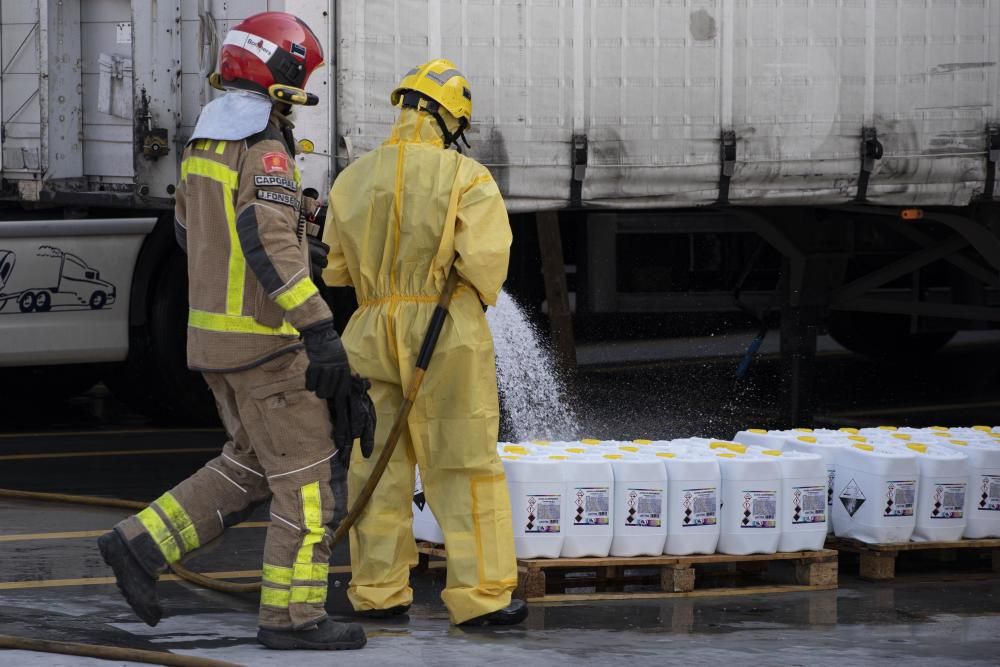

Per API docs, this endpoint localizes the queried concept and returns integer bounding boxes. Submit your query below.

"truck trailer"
[1,1,999,422]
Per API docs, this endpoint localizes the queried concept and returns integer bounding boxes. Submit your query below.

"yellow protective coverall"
[322,108,516,624]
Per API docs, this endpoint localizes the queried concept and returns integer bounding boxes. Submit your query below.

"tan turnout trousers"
[115,351,335,629]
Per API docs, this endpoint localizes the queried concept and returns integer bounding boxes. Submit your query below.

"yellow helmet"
[391,59,472,148]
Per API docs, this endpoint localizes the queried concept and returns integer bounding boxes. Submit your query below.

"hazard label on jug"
[977,475,1000,511]
[525,494,560,533]
[826,467,836,507]
[625,488,662,527]
[930,483,966,519]
[574,487,609,525]
[681,488,717,527]
[840,479,866,517]
[884,480,915,517]
[740,490,776,529]
[792,485,826,524]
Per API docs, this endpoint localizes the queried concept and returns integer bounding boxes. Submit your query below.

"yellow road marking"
[0,521,271,543]
[0,429,222,439]
[0,565,352,591]
[0,447,219,462]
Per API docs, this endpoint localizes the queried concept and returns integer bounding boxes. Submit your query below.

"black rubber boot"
[97,531,162,627]
[257,618,367,650]
[458,599,528,627]
[356,604,410,619]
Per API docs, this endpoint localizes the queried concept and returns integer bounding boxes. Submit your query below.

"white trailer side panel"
[332,0,1000,211]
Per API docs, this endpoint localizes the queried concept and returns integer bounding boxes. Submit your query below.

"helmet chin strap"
[400,91,469,151]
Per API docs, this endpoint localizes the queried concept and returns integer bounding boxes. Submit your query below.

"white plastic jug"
[938,438,1000,538]
[412,465,444,544]
[560,457,615,557]
[832,443,919,544]
[900,443,969,542]
[713,450,782,555]
[781,433,858,534]
[503,456,565,559]
[604,455,668,556]
[759,449,828,552]
[658,450,721,555]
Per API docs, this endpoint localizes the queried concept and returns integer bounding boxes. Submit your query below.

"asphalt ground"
[0,332,998,664]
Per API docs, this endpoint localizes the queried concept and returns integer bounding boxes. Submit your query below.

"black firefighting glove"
[301,322,351,410]
[334,375,377,469]
[308,235,329,284]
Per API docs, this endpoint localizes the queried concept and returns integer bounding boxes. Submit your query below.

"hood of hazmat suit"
[322,107,517,624]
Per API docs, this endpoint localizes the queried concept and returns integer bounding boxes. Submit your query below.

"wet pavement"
[0,332,999,664]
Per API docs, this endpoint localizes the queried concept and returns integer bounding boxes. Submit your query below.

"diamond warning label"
[624,488,662,528]
[884,480,915,517]
[977,475,1000,512]
[792,485,827,524]
[681,488,718,527]
[525,494,560,533]
[740,490,776,529]
[930,482,966,520]
[574,487,610,525]
[839,478,866,518]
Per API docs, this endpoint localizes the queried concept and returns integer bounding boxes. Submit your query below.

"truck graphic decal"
[0,246,117,314]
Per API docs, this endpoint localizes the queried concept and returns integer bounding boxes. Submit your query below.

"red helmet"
[214,12,324,105]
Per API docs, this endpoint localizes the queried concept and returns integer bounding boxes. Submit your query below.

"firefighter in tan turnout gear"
[98,13,367,651]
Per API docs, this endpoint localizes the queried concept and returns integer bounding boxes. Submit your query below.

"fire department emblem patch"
[261,151,290,174]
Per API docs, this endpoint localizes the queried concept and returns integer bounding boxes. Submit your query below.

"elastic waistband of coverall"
[357,285,467,308]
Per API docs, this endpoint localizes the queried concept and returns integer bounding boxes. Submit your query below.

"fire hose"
[0,267,463,664]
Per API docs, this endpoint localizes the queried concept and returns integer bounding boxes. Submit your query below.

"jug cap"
[656,452,676,459]
[839,427,860,434]
[580,439,602,445]
[761,449,782,457]
[633,439,653,445]
[748,428,768,434]
[793,428,813,432]
[602,454,623,460]
[949,440,968,446]
[891,433,912,441]
[906,443,928,453]
[853,443,875,452]
[797,435,818,443]
[878,425,898,431]
[848,435,867,443]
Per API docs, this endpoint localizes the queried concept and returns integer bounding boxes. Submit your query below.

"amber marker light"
[901,208,923,220]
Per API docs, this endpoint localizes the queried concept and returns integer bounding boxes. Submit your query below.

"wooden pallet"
[828,536,1000,581]
[416,543,837,602]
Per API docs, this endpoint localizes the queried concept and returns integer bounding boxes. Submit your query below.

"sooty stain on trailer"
[689,9,717,42]
[479,126,510,196]
[930,62,996,74]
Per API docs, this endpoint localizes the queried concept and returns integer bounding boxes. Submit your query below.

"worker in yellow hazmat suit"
[322,59,526,626]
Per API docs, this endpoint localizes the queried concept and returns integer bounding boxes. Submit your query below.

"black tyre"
[89,291,107,310]
[104,249,217,425]
[18,291,36,313]
[828,311,956,360]
[34,291,52,312]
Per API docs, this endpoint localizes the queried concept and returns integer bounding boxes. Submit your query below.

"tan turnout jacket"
[174,111,331,372]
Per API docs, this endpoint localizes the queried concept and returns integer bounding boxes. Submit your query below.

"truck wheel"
[104,249,217,425]
[18,292,36,313]
[89,291,107,310]
[35,291,52,312]
[828,311,956,360]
